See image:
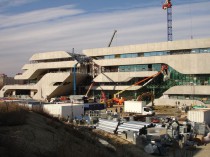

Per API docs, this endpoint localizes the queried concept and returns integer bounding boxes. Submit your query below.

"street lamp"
[190,78,196,106]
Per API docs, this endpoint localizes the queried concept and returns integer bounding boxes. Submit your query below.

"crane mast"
[108,30,117,47]
[162,0,173,41]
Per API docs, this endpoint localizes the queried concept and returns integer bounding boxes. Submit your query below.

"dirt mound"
[0,103,153,157]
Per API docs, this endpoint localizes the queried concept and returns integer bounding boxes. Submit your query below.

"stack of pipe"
[96,119,119,133]
[118,121,150,134]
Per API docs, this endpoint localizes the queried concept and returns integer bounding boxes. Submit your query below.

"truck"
[124,101,155,115]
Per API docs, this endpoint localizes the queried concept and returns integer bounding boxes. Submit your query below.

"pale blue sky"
[0,0,210,76]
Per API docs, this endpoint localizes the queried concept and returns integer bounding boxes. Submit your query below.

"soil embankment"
[0,103,153,157]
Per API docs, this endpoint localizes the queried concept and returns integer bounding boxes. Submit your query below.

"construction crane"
[69,49,92,95]
[108,30,117,47]
[85,30,117,97]
[162,0,173,41]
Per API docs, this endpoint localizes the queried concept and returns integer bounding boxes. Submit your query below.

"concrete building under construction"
[0,51,90,100]
[84,38,210,106]
[1,38,210,106]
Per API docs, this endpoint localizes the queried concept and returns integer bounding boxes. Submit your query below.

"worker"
[67,116,70,123]
[171,118,180,139]
[105,109,108,114]
[120,107,123,113]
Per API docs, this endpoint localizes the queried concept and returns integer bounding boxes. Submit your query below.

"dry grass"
[0,102,28,126]
[153,105,181,117]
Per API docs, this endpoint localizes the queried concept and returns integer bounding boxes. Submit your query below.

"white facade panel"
[30,51,71,61]
[83,38,210,57]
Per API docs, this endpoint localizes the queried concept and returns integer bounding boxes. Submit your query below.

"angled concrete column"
[12,90,16,96]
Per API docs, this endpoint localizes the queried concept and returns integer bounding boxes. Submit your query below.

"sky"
[0,0,210,76]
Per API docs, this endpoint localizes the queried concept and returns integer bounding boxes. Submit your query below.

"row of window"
[103,64,161,72]
[102,48,210,60]
[103,64,210,87]
[169,67,210,85]
[119,64,161,72]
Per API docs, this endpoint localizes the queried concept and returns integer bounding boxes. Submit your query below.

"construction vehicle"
[124,101,155,115]
[108,73,158,105]
[85,82,95,97]
[113,64,168,101]
[112,64,168,105]
[137,92,155,107]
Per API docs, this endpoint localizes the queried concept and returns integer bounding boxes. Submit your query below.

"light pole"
[190,80,195,106]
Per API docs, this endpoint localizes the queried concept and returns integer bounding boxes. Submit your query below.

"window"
[131,53,138,58]
[191,49,199,54]
[144,53,150,57]
[104,55,115,59]
[120,54,126,58]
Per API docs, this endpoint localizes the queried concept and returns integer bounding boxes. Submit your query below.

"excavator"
[137,92,155,107]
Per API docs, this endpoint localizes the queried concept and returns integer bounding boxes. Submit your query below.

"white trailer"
[187,109,210,125]
[124,101,154,115]
[43,103,84,119]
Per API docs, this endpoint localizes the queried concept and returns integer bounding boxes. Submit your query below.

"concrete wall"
[30,51,71,61]
[93,71,158,82]
[83,38,210,56]
[15,61,78,80]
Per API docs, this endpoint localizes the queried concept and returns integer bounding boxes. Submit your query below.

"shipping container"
[187,109,210,125]
[43,103,84,119]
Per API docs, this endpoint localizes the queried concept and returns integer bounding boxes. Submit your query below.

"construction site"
[1,0,210,157]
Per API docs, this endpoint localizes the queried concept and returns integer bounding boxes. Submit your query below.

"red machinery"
[162,0,172,10]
